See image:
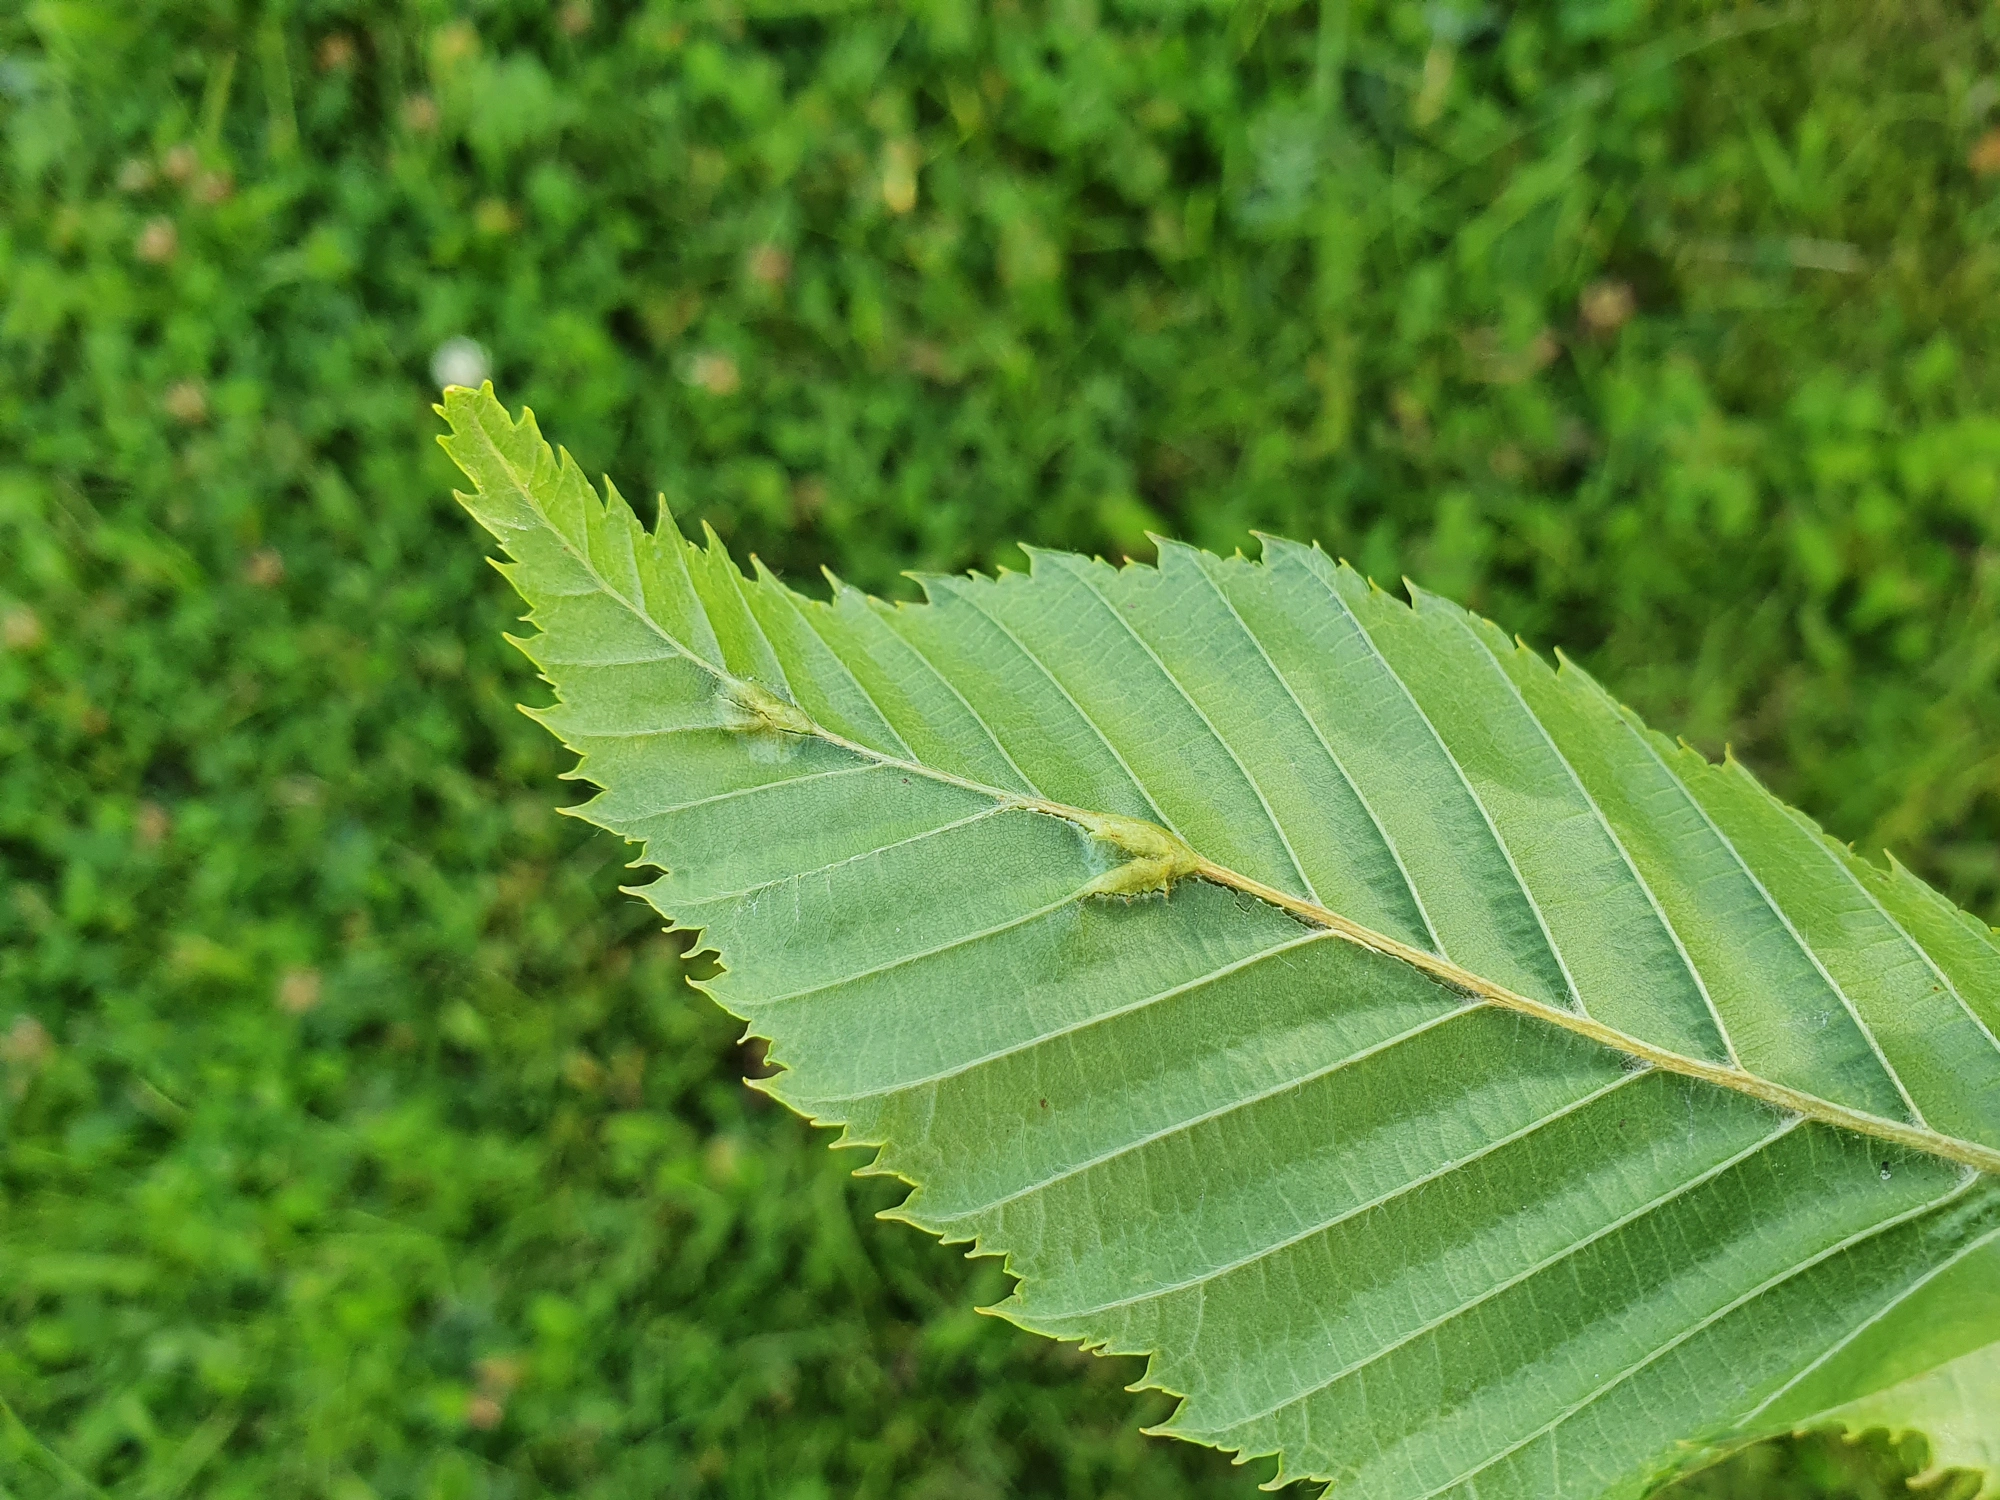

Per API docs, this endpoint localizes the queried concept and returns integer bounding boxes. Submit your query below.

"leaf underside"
[442,386,2000,1500]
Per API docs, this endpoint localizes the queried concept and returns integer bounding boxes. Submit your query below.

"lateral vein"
[1189,552,1444,956]
[861,597,1042,794]
[1298,557,1587,1013]
[1743,1213,2000,1423]
[936,579,1186,838]
[802,928,1337,1103]
[1456,618,1738,1067]
[753,886,1097,1009]
[1034,1069,1651,1322]
[1049,553,1320,905]
[935,1002,1475,1222]
[1215,1115,1806,1433]
[1586,680,1926,1127]
[762,577,920,759]
[1781,801,2000,1068]
[1413,1175,1982,1500]
[651,805,1013,913]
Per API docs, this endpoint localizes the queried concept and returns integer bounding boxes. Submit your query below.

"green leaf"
[1804,1342,2000,1498]
[440,385,2000,1499]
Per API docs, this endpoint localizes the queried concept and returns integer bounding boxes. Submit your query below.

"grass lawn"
[3,0,1998,1494]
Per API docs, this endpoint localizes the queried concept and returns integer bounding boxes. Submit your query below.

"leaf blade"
[443,385,2000,1500]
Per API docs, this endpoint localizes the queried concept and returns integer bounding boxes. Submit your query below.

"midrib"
[1185,854,2000,1176]
[485,426,2000,1182]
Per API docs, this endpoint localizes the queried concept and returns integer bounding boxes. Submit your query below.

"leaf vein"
[1191,552,1443,954]
[629,761,878,819]
[1036,1067,1652,1321]
[802,928,1338,1102]
[939,580,1184,837]
[1415,1175,1982,1500]
[1577,672,1927,1127]
[1742,1203,2000,1423]
[1454,620,1737,1064]
[1049,553,1319,903]
[1299,559,1584,1011]
[754,886,1098,1010]
[656,806,1013,914]
[760,576,920,759]
[1782,805,2000,1071]
[1220,1116,1805,1432]
[864,599,1042,794]
[935,1004,1475,1222]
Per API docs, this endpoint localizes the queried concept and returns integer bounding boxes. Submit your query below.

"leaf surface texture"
[444,387,2000,1499]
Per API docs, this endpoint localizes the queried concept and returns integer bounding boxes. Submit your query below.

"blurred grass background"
[4,0,2000,1495]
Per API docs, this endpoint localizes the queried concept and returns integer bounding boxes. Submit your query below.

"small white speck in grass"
[431,336,491,390]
